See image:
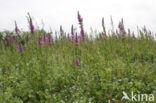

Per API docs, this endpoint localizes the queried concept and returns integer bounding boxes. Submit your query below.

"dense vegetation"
[0,13,156,103]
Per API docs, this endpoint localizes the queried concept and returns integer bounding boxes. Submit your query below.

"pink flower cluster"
[38,34,53,47]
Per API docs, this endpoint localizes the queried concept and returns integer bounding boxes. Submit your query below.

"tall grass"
[0,12,155,103]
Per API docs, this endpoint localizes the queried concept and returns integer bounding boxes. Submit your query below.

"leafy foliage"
[0,13,156,103]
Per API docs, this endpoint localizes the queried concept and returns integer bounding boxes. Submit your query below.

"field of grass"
[0,13,156,103]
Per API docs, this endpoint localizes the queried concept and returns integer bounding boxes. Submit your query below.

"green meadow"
[0,13,156,103]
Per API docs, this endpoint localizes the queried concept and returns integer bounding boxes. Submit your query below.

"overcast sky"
[0,0,156,33]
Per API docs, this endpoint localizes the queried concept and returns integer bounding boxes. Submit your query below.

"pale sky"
[0,0,156,33]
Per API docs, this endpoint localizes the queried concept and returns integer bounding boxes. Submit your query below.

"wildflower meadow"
[0,12,156,103]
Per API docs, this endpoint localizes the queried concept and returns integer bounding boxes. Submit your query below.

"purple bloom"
[30,23,34,34]
[75,33,79,45]
[118,18,126,40]
[28,13,35,34]
[80,29,85,37]
[71,25,74,39]
[38,39,42,48]
[74,58,80,66]
[7,36,15,43]
[15,21,19,34]
[42,35,47,42]
[77,11,85,40]
[77,11,83,23]
[16,44,23,52]
[38,35,53,47]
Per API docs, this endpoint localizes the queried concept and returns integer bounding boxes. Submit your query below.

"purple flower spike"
[118,18,126,40]
[38,35,53,47]
[80,29,85,37]
[75,33,79,45]
[7,36,15,43]
[78,11,83,24]
[77,11,85,40]
[74,58,80,66]
[38,36,45,47]
[15,21,19,34]
[71,25,74,39]
[38,39,42,48]
[16,44,23,52]
[27,13,35,34]
[30,23,34,34]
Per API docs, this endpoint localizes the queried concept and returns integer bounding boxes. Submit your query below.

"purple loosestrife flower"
[75,33,79,45]
[27,13,35,34]
[74,58,80,66]
[80,29,85,38]
[71,25,74,39]
[15,21,19,34]
[45,36,49,43]
[38,35,53,47]
[38,39,43,48]
[16,44,23,52]
[38,36,45,48]
[78,11,83,23]
[42,36,46,42]
[29,20,34,34]
[7,36,15,43]
[77,11,85,40]
[118,18,126,40]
